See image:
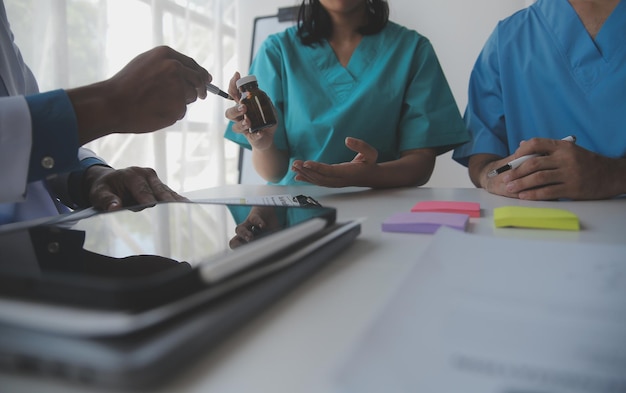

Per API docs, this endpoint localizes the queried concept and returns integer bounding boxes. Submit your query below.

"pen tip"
[218,91,234,100]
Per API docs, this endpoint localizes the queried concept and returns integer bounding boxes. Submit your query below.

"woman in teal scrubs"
[225,0,468,187]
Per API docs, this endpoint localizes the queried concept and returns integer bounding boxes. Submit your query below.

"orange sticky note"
[411,200,481,218]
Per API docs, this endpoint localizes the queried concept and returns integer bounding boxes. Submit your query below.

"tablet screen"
[0,202,336,310]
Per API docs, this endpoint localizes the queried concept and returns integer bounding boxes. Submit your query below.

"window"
[5,0,239,192]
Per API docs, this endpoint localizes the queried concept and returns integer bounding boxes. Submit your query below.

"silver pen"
[206,83,233,100]
[487,135,576,178]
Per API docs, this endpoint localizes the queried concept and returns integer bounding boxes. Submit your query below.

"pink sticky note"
[382,212,469,234]
[411,200,481,218]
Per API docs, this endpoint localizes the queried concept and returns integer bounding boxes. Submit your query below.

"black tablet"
[0,201,348,336]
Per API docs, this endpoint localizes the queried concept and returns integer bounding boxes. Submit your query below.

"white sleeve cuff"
[0,95,32,202]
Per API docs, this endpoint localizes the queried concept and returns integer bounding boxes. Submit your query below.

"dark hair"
[296,0,389,46]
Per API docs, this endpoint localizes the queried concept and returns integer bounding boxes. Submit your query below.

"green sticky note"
[493,206,580,231]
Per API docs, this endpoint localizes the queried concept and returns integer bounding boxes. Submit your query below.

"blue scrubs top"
[453,0,626,166]
[225,21,468,185]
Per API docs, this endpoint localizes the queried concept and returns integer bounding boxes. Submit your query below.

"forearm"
[252,144,289,183]
[601,156,626,198]
[468,153,506,188]
[66,81,120,145]
[366,149,436,189]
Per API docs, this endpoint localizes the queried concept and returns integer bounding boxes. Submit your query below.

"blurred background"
[5,0,534,192]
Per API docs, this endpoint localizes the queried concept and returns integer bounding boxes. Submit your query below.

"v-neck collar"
[344,34,377,75]
[536,0,625,89]
[303,32,379,102]
[595,0,626,59]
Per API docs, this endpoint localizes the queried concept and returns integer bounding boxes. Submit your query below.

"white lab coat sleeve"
[0,95,32,203]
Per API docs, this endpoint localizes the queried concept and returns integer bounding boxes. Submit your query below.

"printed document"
[335,227,626,393]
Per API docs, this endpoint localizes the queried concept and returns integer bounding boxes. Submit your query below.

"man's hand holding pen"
[487,136,576,178]
[482,135,625,200]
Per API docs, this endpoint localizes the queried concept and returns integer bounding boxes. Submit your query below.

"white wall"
[235,0,529,187]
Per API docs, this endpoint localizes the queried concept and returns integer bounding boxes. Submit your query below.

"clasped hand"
[484,137,619,200]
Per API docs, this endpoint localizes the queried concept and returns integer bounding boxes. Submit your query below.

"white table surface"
[2,185,625,393]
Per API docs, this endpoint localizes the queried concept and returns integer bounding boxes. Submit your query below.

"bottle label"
[254,96,267,124]
[238,87,276,132]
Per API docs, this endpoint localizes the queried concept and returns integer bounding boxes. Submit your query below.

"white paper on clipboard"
[194,194,300,206]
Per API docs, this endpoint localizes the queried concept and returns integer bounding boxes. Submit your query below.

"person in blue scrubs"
[0,0,211,226]
[453,0,626,200]
[225,0,468,187]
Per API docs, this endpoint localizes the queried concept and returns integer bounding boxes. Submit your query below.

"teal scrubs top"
[225,21,468,185]
[453,0,626,166]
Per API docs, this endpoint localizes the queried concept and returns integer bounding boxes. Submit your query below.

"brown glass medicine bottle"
[236,75,277,133]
